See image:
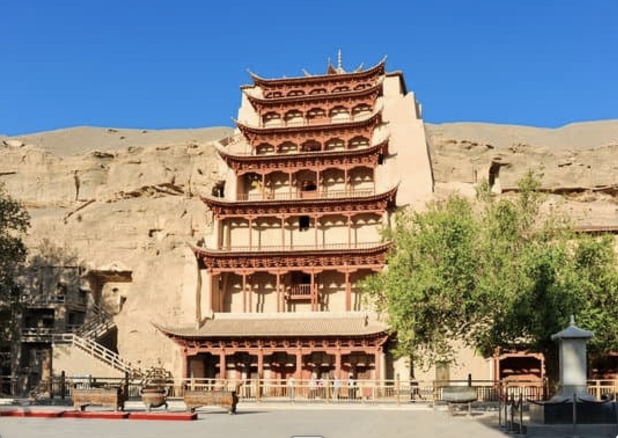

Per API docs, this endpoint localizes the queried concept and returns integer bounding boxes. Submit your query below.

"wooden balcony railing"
[212,241,385,253]
[286,284,312,300]
[233,188,374,202]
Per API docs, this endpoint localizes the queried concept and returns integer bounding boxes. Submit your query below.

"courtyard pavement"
[0,400,615,438]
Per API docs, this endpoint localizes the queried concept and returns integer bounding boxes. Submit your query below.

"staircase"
[55,303,143,378]
[75,303,116,340]
[53,333,143,377]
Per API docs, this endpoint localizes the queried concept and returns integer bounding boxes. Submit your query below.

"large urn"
[139,385,169,411]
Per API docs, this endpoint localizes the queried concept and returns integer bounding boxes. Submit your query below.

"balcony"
[285,284,312,300]
[211,241,384,253]
[21,327,55,342]
[235,188,374,202]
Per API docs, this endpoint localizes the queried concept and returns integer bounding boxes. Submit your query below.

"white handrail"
[54,334,141,376]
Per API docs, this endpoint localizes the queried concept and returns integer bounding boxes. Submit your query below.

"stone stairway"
[55,303,143,378]
[75,303,116,340]
[53,333,143,377]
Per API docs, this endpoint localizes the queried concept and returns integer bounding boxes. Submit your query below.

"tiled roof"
[158,313,389,338]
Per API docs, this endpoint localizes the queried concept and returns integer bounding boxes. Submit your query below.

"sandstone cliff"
[1,120,617,375]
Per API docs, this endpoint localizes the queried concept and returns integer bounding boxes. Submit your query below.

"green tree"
[0,184,30,374]
[362,171,618,384]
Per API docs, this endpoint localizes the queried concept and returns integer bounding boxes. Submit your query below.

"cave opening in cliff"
[488,162,501,193]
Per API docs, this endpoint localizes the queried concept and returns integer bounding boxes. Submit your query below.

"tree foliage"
[362,171,618,379]
[0,184,30,360]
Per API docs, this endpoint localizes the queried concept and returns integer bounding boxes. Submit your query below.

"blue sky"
[1,1,617,136]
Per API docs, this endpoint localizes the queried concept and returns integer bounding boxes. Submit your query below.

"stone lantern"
[550,315,594,401]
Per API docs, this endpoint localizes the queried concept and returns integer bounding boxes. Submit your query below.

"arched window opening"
[348,136,369,149]
[262,112,282,127]
[284,109,304,126]
[352,104,372,119]
[279,141,298,154]
[256,143,275,155]
[300,179,318,199]
[287,89,305,97]
[329,106,349,122]
[301,140,321,153]
[306,107,327,123]
[325,138,345,151]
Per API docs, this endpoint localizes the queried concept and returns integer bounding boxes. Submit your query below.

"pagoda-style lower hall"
[158,313,390,382]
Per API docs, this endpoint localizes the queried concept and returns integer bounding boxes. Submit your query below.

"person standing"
[347,374,356,400]
[288,376,295,400]
[333,375,341,400]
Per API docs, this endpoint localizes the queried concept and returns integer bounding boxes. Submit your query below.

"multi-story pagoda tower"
[159,57,434,383]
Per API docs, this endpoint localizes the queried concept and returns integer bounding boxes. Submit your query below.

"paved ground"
[0,401,510,438]
[2,400,616,438]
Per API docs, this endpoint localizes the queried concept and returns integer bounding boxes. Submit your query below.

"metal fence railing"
[5,375,618,406]
[0,375,551,404]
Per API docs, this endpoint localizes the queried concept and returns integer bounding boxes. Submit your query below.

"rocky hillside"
[1,120,617,373]
[426,120,618,228]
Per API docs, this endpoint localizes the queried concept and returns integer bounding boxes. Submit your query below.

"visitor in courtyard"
[288,376,295,400]
[309,375,317,399]
[347,374,356,400]
[333,375,341,400]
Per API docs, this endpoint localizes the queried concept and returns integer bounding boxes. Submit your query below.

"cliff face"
[1,126,233,374]
[1,121,617,375]
[426,121,618,228]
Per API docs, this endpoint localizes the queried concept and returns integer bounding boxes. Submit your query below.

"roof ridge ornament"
[337,49,343,73]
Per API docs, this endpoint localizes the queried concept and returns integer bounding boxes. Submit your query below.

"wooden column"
[295,349,303,378]
[347,214,352,248]
[242,272,247,313]
[216,215,222,249]
[335,349,342,379]
[314,214,319,249]
[310,272,316,311]
[182,349,189,379]
[248,275,253,313]
[248,216,253,250]
[219,352,227,380]
[280,215,285,248]
[257,343,264,378]
[374,348,381,382]
[345,270,351,311]
[276,272,281,313]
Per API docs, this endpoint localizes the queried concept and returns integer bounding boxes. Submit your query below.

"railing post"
[396,376,400,406]
[518,393,523,434]
[508,393,513,431]
[497,381,502,427]
[60,371,66,400]
[572,393,577,437]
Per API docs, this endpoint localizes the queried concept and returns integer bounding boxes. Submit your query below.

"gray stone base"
[529,400,617,424]
[527,422,617,437]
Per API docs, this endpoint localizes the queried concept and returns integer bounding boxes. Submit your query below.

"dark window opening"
[299,215,311,231]
[212,181,225,197]
[302,181,317,192]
